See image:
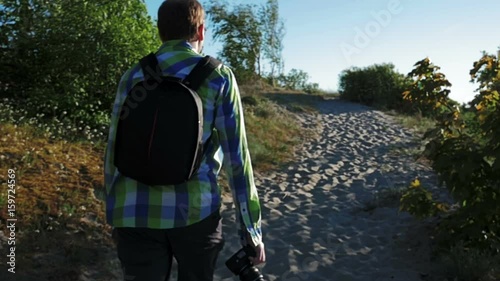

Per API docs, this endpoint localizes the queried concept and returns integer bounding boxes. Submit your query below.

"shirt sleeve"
[214,66,263,247]
[101,68,134,199]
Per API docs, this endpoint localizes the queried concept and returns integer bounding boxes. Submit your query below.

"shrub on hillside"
[276,68,321,94]
[402,58,459,118]
[400,49,500,257]
[461,108,483,142]
[338,63,412,111]
[0,0,158,129]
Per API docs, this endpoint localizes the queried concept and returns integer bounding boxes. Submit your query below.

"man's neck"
[158,39,199,54]
[189,40,201,54]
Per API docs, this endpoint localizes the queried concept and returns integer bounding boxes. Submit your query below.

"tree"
[206,0,263,84]
[469,49,500,172]
[206,0,286,85]
[0,0,158,126]
[260,0,285,86]
[278,68,309,90]
[402,57,453,117]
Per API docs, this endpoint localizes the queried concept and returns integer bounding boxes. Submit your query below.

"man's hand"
[249,243,266,265]
[242,231,265,265]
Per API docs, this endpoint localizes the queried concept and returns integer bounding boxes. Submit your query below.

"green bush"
[402,57,459,118]
[400,179,448,220]
[276,68,321,94]
[0,98,108,143]
[461,108,484,143]
[338,63,412,111]
[303,82,321,95]
[0,0,158,130]
[401,49,500,257]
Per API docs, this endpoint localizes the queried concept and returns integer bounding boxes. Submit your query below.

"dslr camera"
[225,245,265,281]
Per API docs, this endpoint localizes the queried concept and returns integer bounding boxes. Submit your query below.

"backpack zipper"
[148,107,159,162]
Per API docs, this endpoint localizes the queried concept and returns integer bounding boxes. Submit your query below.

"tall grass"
[392,111,435,136]
[243,95,306,170]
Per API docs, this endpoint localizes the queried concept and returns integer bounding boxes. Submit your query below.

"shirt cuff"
[239,227,262,247]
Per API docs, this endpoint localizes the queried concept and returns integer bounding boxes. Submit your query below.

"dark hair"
[157,0,204,42]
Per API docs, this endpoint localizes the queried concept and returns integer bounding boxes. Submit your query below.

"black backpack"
[114,53,222,186]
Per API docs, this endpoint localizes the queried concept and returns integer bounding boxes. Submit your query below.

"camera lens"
[239,266,264,281]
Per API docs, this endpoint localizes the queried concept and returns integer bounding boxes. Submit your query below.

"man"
[103,0,265,280]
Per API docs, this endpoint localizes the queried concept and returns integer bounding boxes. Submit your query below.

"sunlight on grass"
[0,121,112,278]
[0,123,109,235]
[393,112,435,136]
[244,97,303,170]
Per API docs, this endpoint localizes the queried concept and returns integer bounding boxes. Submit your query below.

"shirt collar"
[157,39,197,54]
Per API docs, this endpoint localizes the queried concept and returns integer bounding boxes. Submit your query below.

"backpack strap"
[183,56,222,90]
[184,56,222,157]
[139,54,221,87]
[139,53,162,81]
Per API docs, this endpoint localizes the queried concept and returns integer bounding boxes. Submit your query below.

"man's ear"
[197,23,205,41]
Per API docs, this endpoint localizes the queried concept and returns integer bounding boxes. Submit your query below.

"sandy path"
[205,98,448,281]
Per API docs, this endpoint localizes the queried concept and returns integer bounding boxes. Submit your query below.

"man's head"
[157,0,205,52]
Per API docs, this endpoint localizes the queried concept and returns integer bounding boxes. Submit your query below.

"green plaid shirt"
[103,40,262,246]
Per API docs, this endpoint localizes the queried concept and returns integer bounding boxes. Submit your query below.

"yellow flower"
[410,179,421,188]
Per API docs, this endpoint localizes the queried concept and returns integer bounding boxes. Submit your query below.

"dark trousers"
[113,209,225,281]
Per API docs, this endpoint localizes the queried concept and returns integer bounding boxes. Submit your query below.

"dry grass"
[0,123,106,225]
[262,91,326,114]
[243,95,311,170]
[0,123,112,280]
[389,110,436,137]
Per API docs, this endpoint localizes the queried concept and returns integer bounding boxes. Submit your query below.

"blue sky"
[145,0,499,104]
